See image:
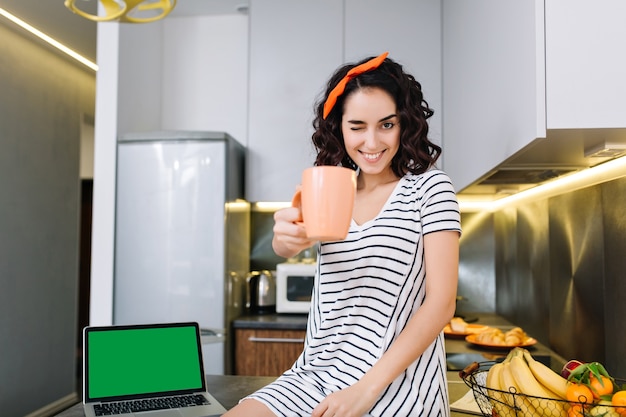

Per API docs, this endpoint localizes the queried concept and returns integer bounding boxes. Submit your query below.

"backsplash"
[250,210,285,271]
[249,176,626,377]
[459,175,626,377]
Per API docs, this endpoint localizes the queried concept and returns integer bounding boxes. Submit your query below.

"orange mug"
[291,166,357,241]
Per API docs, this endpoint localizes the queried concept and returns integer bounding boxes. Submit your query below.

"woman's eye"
[382,122,395,129]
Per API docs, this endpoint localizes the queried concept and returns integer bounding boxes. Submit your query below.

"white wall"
[161,15,248,142]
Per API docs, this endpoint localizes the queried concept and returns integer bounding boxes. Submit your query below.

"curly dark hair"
[311,55,441,178]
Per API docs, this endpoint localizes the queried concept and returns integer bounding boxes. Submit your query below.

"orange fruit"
[612,390,626,416]
[589,375,614,399]
[568,404,585,417]
[567,383,594,404]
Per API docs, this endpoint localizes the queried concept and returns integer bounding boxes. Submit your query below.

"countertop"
[56,313,566,416]
[232,313,308,330]
[55,373,475,417]
[233,312,566,371]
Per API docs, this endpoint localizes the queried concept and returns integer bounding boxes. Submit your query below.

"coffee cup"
[291,166,357,241]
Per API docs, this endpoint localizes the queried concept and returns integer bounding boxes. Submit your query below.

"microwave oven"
[275,262,316,314]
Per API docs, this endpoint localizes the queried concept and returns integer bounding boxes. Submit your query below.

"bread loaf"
[475,326,528,346]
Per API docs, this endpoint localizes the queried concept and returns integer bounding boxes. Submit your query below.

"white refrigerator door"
[114,140,226,343]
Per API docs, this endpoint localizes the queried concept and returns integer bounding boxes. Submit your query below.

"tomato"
[567,383,594,404]
[589,375,614,399]
[612,390,626,416]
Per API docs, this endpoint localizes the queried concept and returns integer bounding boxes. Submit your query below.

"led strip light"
[0,6,98,72]
[458,154,626,212]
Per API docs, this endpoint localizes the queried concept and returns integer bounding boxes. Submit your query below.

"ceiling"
[0,0,248,64]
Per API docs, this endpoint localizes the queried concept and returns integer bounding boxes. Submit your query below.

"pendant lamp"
[65,0,176,23]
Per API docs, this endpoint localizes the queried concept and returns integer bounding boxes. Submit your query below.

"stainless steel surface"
[458,212,496,314]
[246,270,276,313]
[480,177,626,377]
[479,175,626,377]
[548,186,605,365]
[601,176,626,378]
[498,198,551,343]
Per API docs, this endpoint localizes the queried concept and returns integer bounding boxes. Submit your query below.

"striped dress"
[247,169,461,416]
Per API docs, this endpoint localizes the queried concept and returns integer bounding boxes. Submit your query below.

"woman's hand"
[311,383,377,417]
[272,206,316,259]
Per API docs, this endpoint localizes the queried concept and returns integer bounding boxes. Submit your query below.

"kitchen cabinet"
[344,0,443,151]
[545,0,626,129]
[442,0,626,192]
[234,328,306,376]
[246,0,442,202]
[246,0,343,202]
[442,0,546,192]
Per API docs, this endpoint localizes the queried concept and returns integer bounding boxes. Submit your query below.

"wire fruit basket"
[459,361,625,417]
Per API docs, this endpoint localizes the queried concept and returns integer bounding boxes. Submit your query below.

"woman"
[224,52,461,417]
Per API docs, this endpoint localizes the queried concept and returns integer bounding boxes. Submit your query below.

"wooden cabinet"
[234,328,306,376]
[442,0,626,192]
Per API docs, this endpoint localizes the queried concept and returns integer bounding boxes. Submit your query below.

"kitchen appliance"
[275,262,316,314]
[246,270,276,314]
[113,131,249,375]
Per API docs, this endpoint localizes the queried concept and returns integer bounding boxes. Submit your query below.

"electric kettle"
[246,270,276,314]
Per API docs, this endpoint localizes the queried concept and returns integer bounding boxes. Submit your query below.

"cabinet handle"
[248,337,305,343]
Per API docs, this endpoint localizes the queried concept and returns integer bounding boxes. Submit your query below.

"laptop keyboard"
[93,393,210,415]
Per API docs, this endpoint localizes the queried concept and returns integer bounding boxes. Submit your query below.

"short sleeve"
[417,170,462,236]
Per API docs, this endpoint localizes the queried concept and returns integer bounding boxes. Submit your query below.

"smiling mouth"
[361,151,383,161]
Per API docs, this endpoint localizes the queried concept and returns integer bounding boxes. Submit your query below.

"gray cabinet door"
[247,0,343,202]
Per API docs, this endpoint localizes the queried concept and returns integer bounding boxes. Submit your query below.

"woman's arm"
[311,230,460,417]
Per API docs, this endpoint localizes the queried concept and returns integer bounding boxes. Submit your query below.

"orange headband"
[322,52,389,119]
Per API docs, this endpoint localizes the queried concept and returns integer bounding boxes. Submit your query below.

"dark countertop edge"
[232,313,308,330]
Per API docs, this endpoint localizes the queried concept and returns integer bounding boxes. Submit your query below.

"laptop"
[83,322,228,417]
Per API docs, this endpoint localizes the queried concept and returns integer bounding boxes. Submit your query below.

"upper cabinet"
[344,0,443,150]
[442,0,546,192]
[442,0,626,192]
[246,0,343,203]
[545,0,626,129]
[246,0,442,202]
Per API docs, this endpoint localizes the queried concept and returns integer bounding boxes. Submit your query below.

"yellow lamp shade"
[65,0,176,23]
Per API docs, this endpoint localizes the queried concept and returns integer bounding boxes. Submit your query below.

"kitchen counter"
[54,375,274,417]
[232,313,308,330]
[56,313,567,416]
[234,312,566,371]
[54,373,476,417]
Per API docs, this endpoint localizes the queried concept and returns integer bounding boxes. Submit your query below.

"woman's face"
[341,87,400,178]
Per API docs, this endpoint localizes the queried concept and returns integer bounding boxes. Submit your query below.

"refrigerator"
[113,131,249,375]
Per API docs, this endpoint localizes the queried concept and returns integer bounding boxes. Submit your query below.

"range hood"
[457,128,626,199]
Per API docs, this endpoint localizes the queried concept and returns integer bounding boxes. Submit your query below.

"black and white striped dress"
[247,169,461,416]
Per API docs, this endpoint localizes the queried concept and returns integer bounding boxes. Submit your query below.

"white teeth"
[362,152,382,160]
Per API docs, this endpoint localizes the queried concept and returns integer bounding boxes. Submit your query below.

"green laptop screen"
[86,325,204,399]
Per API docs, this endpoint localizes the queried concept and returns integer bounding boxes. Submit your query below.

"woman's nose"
[362,129,379,148]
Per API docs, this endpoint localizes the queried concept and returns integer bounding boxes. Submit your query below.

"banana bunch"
[485,347,569,417]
